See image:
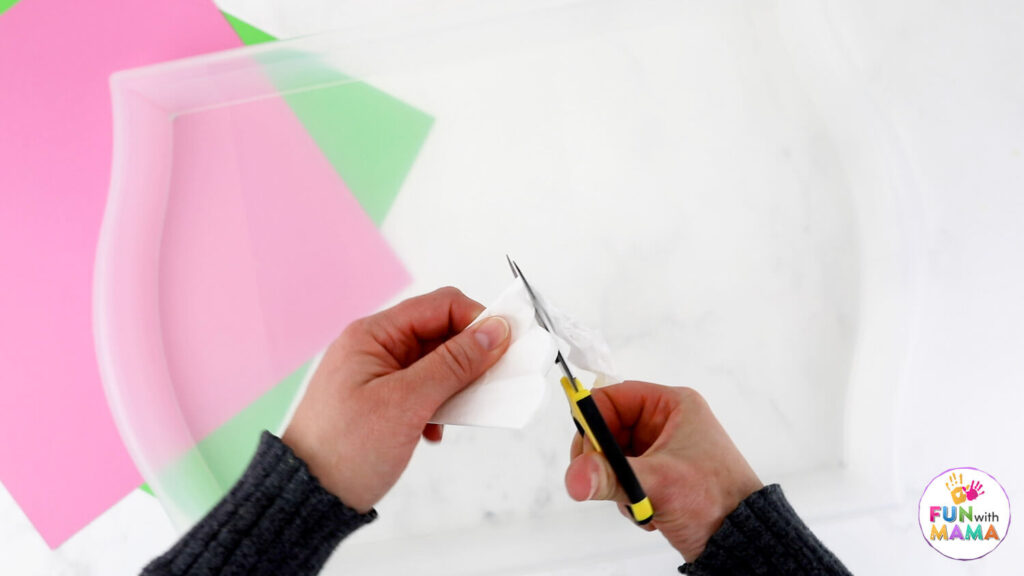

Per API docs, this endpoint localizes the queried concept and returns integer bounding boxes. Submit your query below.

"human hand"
[963,480,985,502]
[946,472,967,505]
[563,381,762,561]
[283,287,511,512]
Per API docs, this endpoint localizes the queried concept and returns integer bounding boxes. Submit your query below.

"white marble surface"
[302,7,866,573]
[3,1,1023,574]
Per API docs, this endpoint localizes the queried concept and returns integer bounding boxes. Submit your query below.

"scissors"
[506,256,654,525]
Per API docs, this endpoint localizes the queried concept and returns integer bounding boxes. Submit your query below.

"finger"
[618,503,633,522]
[569,423,599,459]
[391,315,511,415]
[590,381,690,455]
[564,450,653,505]
[417,337,447,359]
[357,287,487,367]
[570,431,584,459]
[619,504,657,531]
[423,423,444,442]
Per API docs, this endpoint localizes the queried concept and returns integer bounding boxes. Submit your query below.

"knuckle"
[336,319,368,350]
[341,315,392,351]
[436,339,476,381]
[343,316,373,339]
[435,285,465,301]
[675,386,705,407]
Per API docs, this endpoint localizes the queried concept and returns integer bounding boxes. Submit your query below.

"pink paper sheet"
[0,0,243,548]
[160,97,410,442]
[0,0,409,547]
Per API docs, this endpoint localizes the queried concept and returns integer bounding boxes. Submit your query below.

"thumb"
[399,315,511,413]
[565,450,653,505]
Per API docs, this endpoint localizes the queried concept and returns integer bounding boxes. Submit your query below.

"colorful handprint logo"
[945,472,987,505]
[920,467,1010,561]
[945,472,967,504]
[963,480,985,502]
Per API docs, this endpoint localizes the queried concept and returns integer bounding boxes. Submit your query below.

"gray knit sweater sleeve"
[143,435,847,575]
[679,484,851,575]
[142,431,376,576]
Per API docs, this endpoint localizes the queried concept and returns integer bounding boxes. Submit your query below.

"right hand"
[563,381,762,561]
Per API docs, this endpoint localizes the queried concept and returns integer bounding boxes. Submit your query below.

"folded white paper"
[430,277,623,428]
[546,303,622,389]
[430,278,559,428]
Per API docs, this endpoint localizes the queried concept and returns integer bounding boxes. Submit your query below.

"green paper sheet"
[0,0,20,14]
[227,12,434,224]
[194,361,309,488]
[282,78,435,224]
[221,11,275,45]
[223,13,433,224]
[151,362,311,517]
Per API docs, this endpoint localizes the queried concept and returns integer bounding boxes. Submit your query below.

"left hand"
[283,287,511,512]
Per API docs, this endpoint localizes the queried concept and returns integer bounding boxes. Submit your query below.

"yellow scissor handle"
[561,377,602,452]
[561,377,654,524]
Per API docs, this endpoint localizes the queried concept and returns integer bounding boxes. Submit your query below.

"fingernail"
[474,316,509,351]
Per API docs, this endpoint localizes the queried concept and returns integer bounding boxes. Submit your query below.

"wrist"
[281,425,376,513]
[663,466,763,560]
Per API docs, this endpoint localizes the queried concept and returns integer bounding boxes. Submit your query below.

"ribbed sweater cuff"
[143,431,376,576]
[679,484,851,576]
